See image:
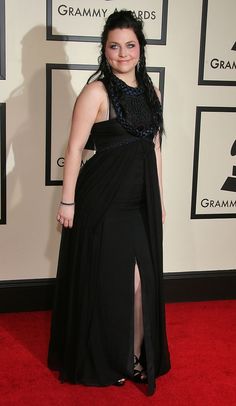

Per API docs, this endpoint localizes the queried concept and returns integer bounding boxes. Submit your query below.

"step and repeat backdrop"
[0,0,235,280]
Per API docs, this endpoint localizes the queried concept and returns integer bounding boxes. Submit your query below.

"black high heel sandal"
[133,355,148,384]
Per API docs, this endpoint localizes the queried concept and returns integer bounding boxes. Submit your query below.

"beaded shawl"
[103,74,160,139]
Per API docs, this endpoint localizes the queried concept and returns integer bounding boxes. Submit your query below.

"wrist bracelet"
[60,201,75,206]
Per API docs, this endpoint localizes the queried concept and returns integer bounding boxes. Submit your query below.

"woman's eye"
[109,43,135,49]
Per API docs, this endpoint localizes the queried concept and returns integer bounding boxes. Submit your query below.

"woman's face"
[105,28,140,75]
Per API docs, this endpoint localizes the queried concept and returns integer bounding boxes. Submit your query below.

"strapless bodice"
[88,118,154,153]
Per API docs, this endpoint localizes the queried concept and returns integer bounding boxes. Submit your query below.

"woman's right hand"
[57,204,75,228]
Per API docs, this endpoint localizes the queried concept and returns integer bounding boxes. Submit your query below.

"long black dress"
[47,77,171,396]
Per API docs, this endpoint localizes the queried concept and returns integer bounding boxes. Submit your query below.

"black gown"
[47,78,171,396]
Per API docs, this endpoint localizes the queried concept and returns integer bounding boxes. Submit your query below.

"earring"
[136,60,140,72]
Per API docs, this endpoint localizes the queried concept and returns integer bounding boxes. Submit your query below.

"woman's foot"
[133,355,147,383]
[113,378,126,386]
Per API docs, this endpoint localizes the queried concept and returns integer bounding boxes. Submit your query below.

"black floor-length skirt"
[47,127,171,396]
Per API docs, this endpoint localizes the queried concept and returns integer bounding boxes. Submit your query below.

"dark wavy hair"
[87,10,164,142]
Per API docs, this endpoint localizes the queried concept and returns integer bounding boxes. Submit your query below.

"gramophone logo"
[199,0,236,85]
[210,41,236,70]
[191,107,236,219]
[221,140,236,192]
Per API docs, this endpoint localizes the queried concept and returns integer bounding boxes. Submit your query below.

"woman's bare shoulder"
[80,80,107,99]
[72,80,107,120]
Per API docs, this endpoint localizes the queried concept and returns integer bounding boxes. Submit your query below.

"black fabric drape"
[48,138,171,396]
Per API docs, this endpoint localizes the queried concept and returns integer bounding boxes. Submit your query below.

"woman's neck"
[112,71,138,88]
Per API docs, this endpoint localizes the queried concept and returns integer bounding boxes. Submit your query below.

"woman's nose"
[119,46,127,57]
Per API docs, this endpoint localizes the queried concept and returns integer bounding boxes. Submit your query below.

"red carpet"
[0,300,236,406]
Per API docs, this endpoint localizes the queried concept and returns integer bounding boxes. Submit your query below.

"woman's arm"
[154,88,166,224]
[57,82,104,228]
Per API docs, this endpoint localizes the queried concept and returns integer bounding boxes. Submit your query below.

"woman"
[47,10,171,396]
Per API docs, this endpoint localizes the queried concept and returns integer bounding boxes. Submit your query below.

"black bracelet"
[60,201,75,206]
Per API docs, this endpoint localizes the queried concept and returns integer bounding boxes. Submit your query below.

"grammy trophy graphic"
[221,140,236,192]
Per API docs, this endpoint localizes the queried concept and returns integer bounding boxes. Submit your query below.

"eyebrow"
[108,40,136,45]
